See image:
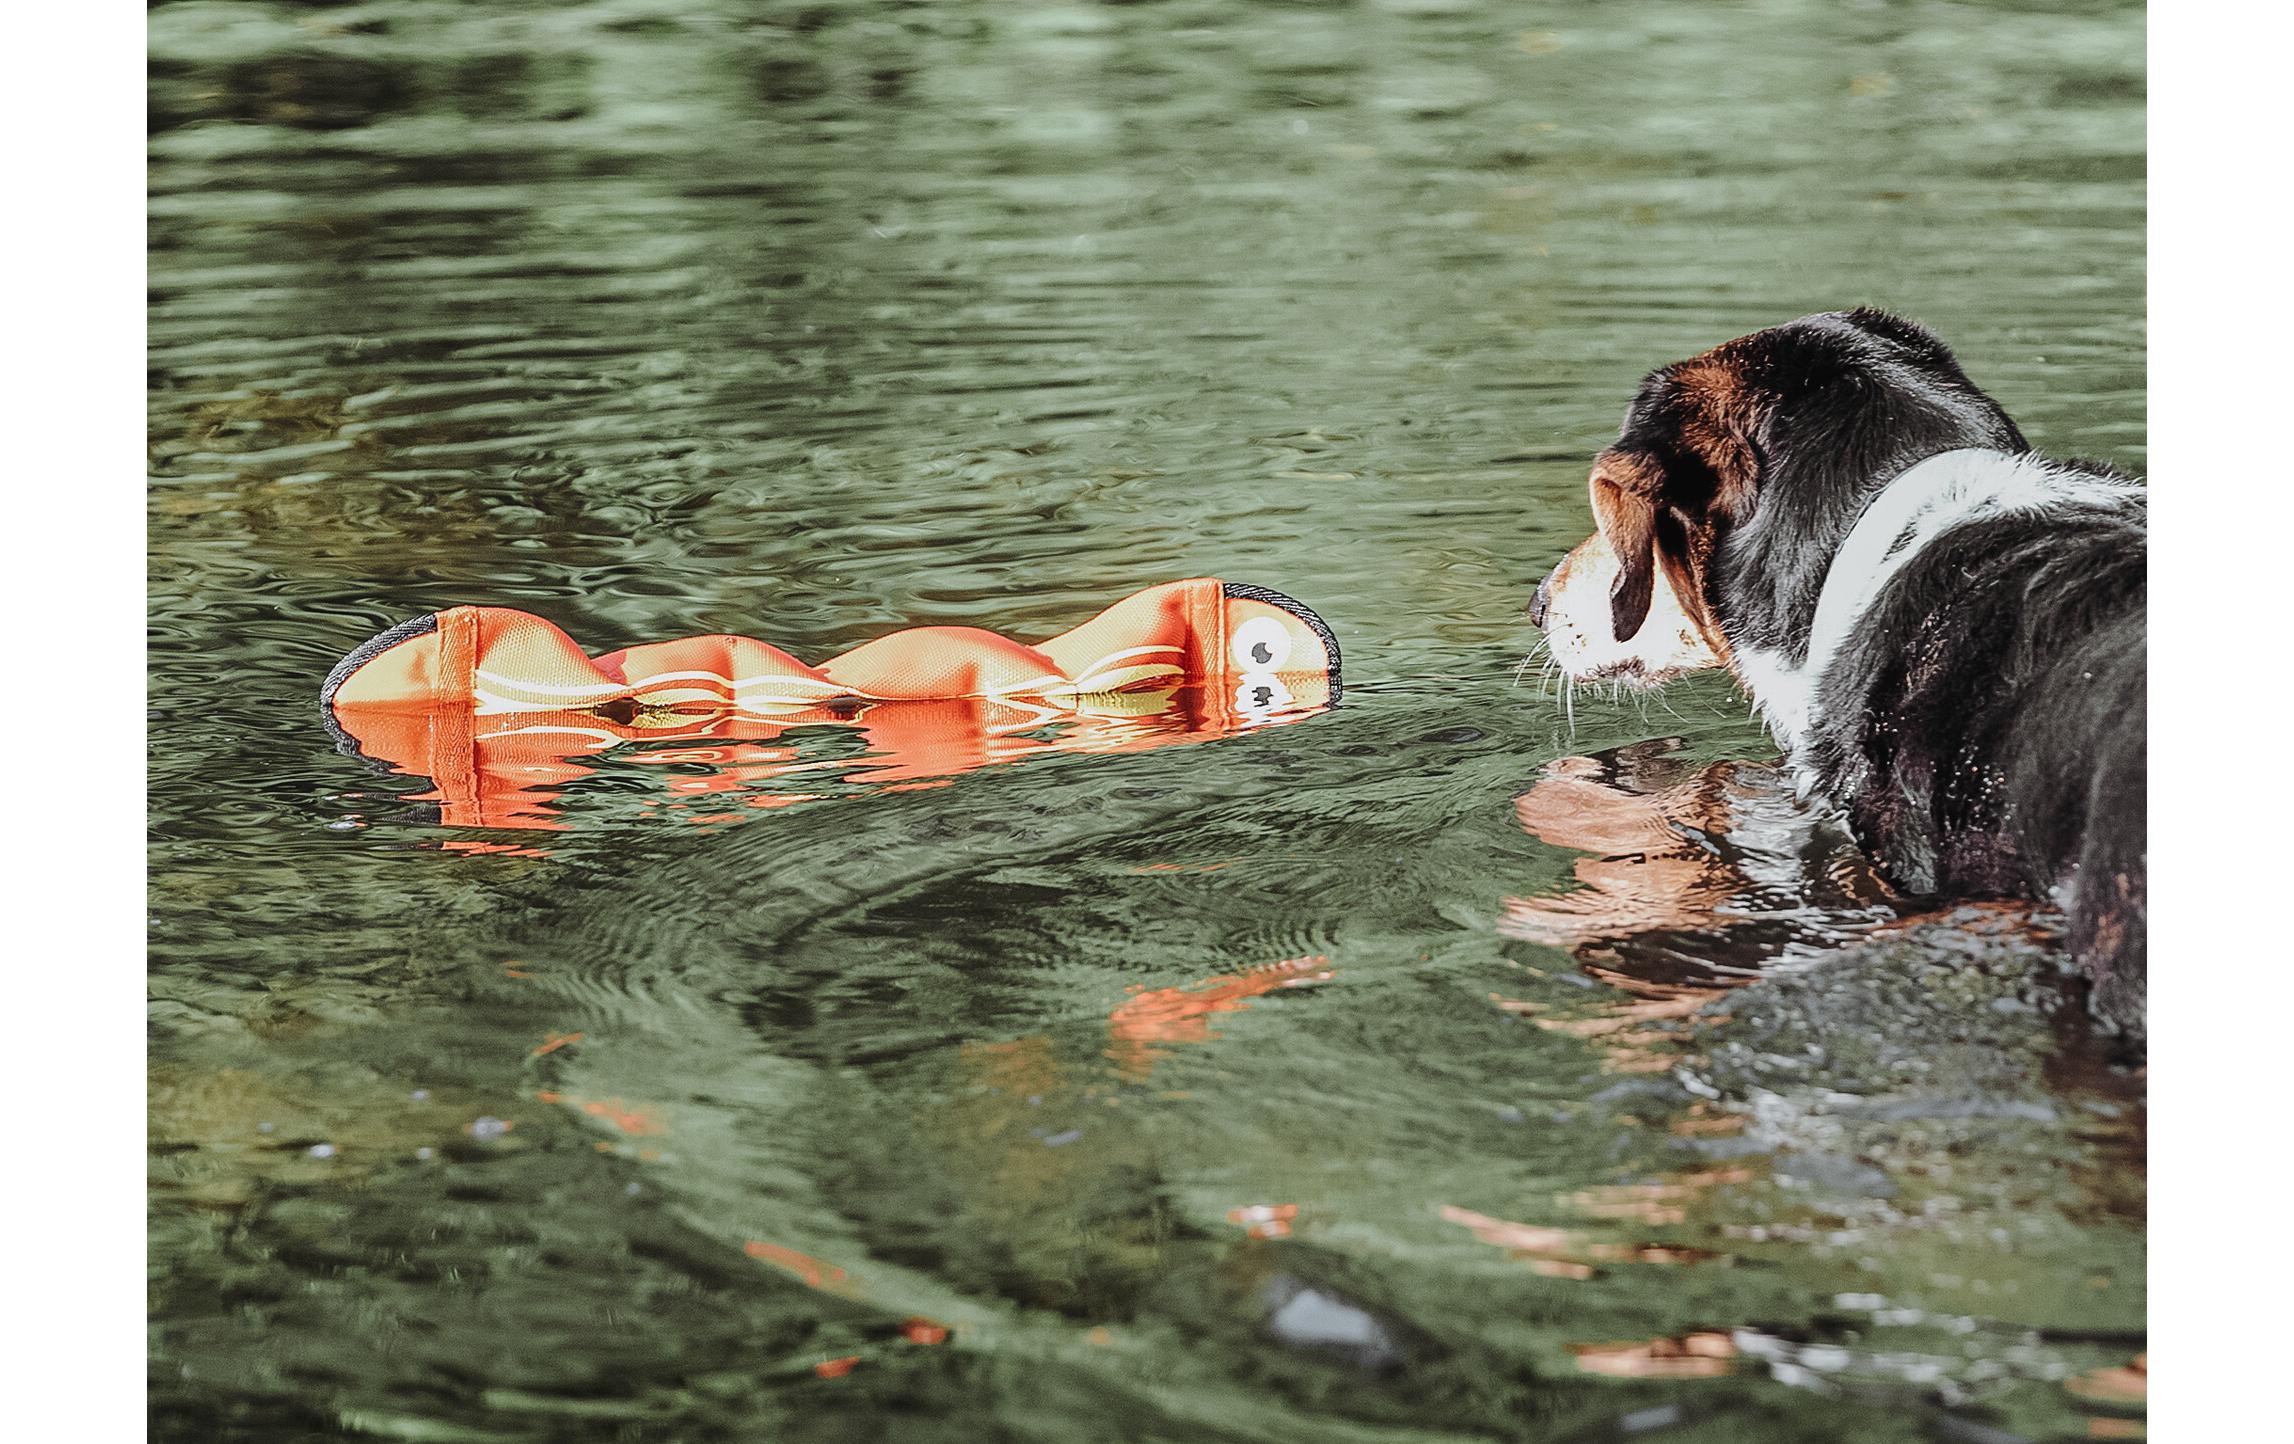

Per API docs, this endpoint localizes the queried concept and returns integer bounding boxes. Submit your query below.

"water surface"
[150,2,2145,1439]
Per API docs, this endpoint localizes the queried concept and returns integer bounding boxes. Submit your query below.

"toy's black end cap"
[318,611,439,759]
[1222,582,1341,705]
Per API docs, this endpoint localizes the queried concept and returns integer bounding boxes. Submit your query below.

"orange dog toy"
[322,579,1338,833]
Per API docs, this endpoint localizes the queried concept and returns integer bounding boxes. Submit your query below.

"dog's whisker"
[1509,634,1553,689]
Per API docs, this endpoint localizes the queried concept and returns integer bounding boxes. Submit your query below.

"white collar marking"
[1750,447,2142,760]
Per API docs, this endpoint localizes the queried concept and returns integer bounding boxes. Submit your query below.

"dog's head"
[1530,309,2025,685]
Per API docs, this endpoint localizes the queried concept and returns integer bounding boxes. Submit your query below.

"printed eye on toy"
[1231,615,1292,673]
[321,578,1341,837]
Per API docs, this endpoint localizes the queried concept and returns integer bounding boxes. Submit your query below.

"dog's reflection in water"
[1502,739,1902,1059]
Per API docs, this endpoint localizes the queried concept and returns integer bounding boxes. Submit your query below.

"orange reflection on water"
[900,953,1339,1299]
[441,839,551,858]
[2066,1353,2146,1408]
[345,684,1328,848]
[1228,1203,1300,1240]
[578,1098,664,1136]
[1503,745,1892,961]
[744,1239,852,1292]
[1499,744,1900,1078]
[1442,1204,1596,1279]
[1516,964,1731,1075]
[1562,1167,1755,1228]
[533,1088,665,1137]
[1668,1101,1748,1139]
[1500,754,1760,1076]
[1503,754,1758,949]
[1106,955,1334,1081]
[1440,1204,1720,1279]
[1570,1331,1738,1378]
[901,1318,950,1346]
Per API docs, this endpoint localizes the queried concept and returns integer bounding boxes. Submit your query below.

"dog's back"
[1799,457,2147,1031]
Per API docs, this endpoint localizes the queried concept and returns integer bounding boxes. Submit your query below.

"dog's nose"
[1528,572,1554,629]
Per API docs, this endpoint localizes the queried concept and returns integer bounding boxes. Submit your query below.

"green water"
[149,2,2145,1439]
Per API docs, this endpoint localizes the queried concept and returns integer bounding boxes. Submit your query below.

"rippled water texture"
[150,3,2145,1440]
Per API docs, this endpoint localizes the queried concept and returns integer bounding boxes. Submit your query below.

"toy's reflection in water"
[362,684,1329,848]
[1502,739,1901,1065]
[1106,954,1336,1084]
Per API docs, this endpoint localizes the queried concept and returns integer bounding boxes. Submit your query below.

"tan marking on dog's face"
[1532,346,1773,686]
[1537,514,1721,685]
[1668,358,1763,508]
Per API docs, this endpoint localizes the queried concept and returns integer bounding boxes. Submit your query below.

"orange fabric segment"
[323,579,1338,836]
[331,579,1326,712]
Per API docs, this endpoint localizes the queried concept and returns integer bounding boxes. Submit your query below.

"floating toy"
[321,578,1339,834]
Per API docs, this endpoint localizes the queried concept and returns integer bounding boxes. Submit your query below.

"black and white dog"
[1529,310,2146,1032]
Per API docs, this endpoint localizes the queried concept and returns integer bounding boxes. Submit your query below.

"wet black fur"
[1800,485,2148,1031]
[1612,310,2148,1034]
[1626,310,2028,660]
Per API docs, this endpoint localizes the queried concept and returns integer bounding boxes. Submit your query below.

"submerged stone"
[1259,1275,1403,1370]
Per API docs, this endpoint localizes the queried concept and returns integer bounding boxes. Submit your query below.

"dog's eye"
[1232,616,1292,673]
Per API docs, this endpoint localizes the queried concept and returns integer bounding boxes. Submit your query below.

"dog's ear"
[1591,451,1663,641]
